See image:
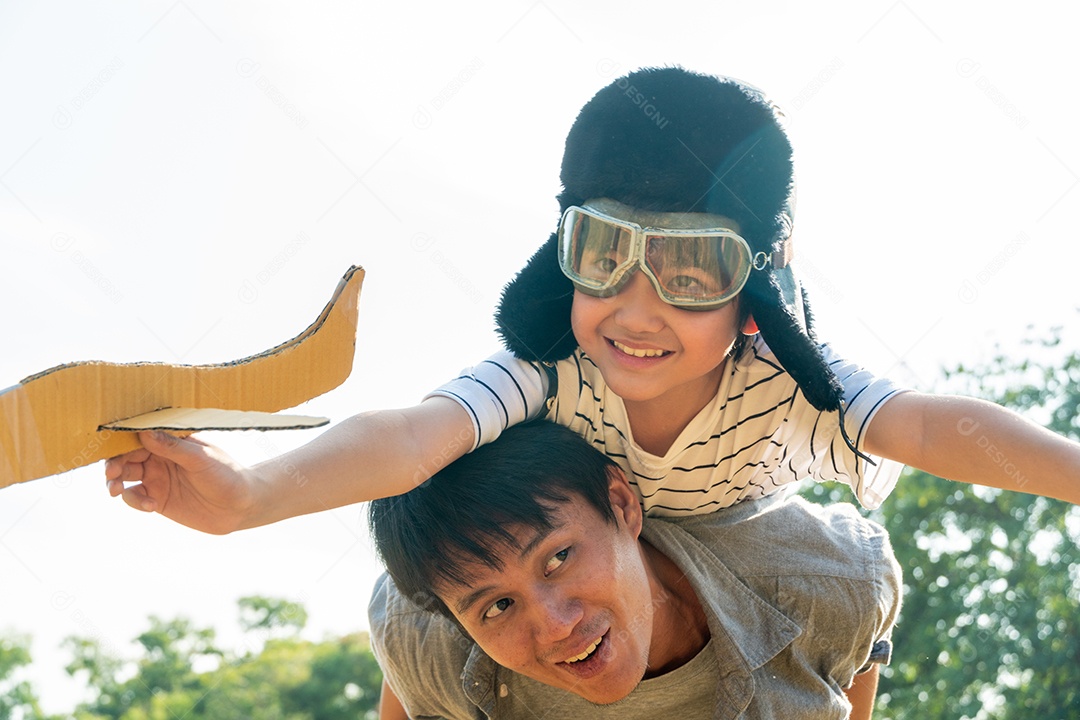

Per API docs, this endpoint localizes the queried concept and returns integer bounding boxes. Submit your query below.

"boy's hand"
[103,398,477,533]
[104,431,256,535]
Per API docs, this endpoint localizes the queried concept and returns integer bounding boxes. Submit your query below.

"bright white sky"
[1,1,1078,711]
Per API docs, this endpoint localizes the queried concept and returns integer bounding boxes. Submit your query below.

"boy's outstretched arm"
[865,392,1080,504]
[104,397,474,534]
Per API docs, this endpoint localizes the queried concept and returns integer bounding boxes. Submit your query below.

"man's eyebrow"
[452,523,562,616]
[520,521,561,560]
[455,584,497,616]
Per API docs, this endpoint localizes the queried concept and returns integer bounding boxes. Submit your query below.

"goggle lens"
[565,210,634,284]
[643,234,748,302]
[559,206,753,308]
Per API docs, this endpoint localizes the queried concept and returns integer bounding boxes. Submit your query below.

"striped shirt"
[429,335,906,516]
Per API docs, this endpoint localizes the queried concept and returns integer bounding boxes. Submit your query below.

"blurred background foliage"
[0,595,382,720]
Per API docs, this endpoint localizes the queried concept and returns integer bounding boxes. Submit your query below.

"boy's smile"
[610,338,670,359]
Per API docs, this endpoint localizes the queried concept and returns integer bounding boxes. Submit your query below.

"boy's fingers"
[120,484,157,513]
[138,430,177,452]
[137,431,206,467]
[104,448,150,479]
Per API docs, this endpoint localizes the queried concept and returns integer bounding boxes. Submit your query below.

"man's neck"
[639,538,711,677]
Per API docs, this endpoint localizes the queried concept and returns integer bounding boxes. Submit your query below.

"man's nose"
[612,270,666,333]
[531,591,584,646]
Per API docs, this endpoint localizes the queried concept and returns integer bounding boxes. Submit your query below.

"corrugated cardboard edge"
[102,407,330,432]
[0,265,363,488]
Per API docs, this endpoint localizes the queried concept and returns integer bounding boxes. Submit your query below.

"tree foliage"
[60,596,381,720]
[0,633,59,720]
[804,329,1080,718]
[238,595,308,636]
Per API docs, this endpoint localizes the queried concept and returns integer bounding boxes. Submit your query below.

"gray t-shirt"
[368,493,902,719]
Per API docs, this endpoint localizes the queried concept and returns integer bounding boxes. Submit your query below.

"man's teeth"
[565,637,603,664]
[612,340,666,358]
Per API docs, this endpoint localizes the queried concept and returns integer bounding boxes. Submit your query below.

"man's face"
[439,476,655,704]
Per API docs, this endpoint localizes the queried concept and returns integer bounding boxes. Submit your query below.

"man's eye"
[483,598,513,619]
[545,547,570,576]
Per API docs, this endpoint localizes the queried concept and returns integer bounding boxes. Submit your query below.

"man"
[367,422,901,719]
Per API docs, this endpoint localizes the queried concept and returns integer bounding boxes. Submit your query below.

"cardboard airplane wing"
[0,265,364,489]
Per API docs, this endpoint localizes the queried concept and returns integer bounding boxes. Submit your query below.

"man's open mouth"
[563,635,603,664]
[557,631,610,679]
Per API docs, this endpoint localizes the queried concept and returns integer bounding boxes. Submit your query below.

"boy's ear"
[606,466,643,538]
[741,315,759,336]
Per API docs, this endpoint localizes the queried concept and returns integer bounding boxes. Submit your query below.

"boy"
[105,68,1080,529]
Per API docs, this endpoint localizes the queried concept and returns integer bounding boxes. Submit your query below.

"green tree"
[63,596,381,720]
[805,330,1080,718]
[281,633,384,719]
[1,633,58,720]
[66,616,222,720]
[238,595,308,637]
[63,635,126,719]
[133,617,222,701]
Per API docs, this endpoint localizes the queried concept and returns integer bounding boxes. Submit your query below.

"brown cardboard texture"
[0,265,364,489]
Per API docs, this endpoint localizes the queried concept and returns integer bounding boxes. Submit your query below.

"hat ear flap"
[743,272,843,412]
[495,233,578,362]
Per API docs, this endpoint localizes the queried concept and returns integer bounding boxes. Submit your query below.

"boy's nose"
[532,592,584,646]
[612,270,666,333]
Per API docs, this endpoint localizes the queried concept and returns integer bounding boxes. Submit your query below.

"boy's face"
[568,202,747,409]
[437,475,656,705]
[571,269,744,409]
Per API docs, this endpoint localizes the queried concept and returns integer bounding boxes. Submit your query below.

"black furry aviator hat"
[495,66,844,413]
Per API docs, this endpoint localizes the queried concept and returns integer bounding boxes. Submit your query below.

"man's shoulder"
[368,574,484,718]
[658,495,892,583]
[368,573,473,659]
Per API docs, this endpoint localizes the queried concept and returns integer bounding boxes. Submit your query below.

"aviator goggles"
[558,199,787,309]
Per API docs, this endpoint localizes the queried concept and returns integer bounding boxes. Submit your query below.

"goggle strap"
[774,237,794,269]
[752,237,794,271]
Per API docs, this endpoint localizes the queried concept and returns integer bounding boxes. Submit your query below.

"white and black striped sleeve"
[822,343,911,509]
[424,350,551,451]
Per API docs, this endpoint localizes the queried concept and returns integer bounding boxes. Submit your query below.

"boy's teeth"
[613,340,665,358]
[564,637,603,664]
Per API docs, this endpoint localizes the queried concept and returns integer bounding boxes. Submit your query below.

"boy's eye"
[663,269,720,296]
[668,274,704,291]
[583,254,618,279]
[579,247,622,281]
[483,597,513,620]
[545,547,570,575]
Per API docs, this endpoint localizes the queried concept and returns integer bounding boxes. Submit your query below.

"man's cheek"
[476,627,531,670]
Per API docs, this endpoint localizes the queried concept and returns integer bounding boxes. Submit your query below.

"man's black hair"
[368,421,619,620]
